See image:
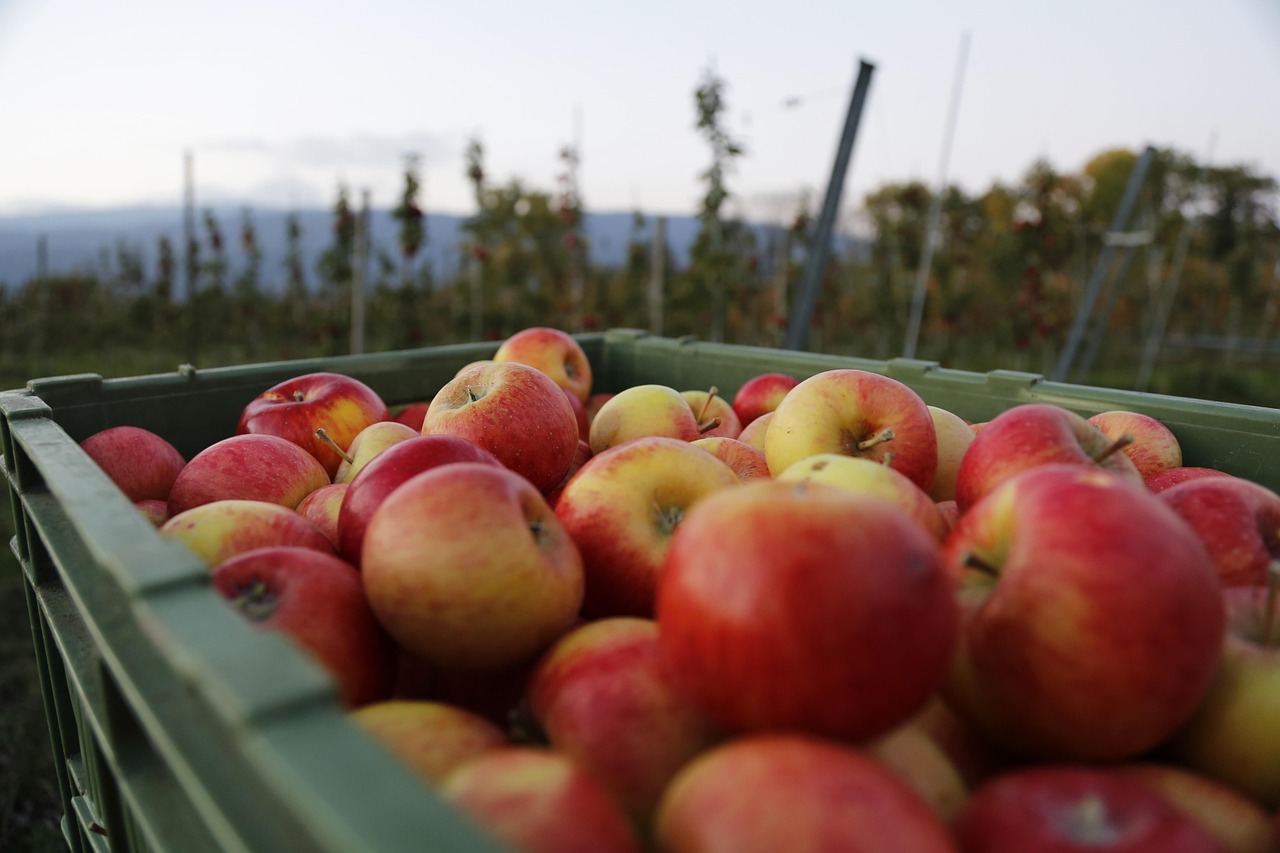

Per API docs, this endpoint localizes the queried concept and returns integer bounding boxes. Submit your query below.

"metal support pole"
[1051,145,1156,382]
[903,30,971,359]
[784,58,876,351]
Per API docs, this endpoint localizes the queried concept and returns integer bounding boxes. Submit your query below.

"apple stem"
[880,452,894,468]
[1264,560,1280,645]
[697,417,722,435]
[314,428,354,465]
[1069,795,1112,844]
[466,386,482,403]
[233,579,278,622]
[1093,432,1135,465]
[697,387,719,423]
[961,551,1000,578]
[292,390,306,402]
[857,428,895,452]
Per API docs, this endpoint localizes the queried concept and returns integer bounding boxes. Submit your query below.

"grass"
[0,487,64,852]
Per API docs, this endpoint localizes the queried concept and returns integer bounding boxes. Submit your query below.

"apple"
[731,372,799,427]
[775,453,949,541]
[168,433,331,516]
[690,437,771,482]
[422,360,580,493]
[1164,584,1280,808]
[543,439,593,509]
[391,401,431,432]
[160,499,337,567]
[1145,466,1233,493]
[908,694,1012,790]
[928,405,976,503]
[80,425,186,502]
[331,420,420,484]
[439,747,644,853]
[865,721,969,823]
[1117,762,1278,853]
[135,499,170,527]
[492,326,593,403]
[736,410,772,456]
[554,435,742,618]
[237,371,391,478]
[656,479,957,742]
[954,765,1222,852]
[764,368,938,494]
[654,734,957,852]
[1089,409,1184,480]
[564,387,590,442]
[337,434,502,566]
[680,388,742,439]
[953,402,1143,512]
[587,384,709,454]
[295,482,347,549]
[212,545,394,708]
[942,464,1224,762]
[349,700,508,785]
[584,392,614,427]
[362,463,584,670]
[1157,476,1280,586]
[526,617,723,825]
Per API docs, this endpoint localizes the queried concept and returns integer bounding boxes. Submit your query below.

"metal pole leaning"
[784,58,876,351]
[1051,145,1156,382]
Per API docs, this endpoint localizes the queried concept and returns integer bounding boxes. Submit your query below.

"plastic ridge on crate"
[4,328,1279,852]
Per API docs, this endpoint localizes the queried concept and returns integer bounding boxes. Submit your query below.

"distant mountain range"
[0,206,784,294]
[0,205,870,294]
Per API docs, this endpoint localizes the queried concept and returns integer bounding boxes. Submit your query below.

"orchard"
[78,325,1280,852]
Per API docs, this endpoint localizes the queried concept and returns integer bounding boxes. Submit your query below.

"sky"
[1,0,1278,225]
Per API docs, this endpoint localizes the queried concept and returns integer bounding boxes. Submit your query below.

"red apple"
[584,392,614,427]
[159,499,337,567]
[1157,476,1280,586]
[80,425,186,502]
[954,403,1143,512]
[526,617,723,825]
[731,372,799,427]
[954,765,1222,852]
[654,734,957,852]
[336,434,502,567]
[168,433,331,516]
[554,436,742,618]
[690,436,771,482]
[212,546,394,708]
[736,410,772,456]
[765,368,938,494]
[657,479,957,742]
[295,481,347,550]
[392,648,542,730]
[543,439,593,509]
[942,464,1224,762]
[564,387,590,442]
[865,721,969,823]
[332,420,420,484]
[440,748,644,853]
[492,326,593,403]
[349,700,508,785]
[362,463,584,670]
[928,405,976,503]
[1089,409,1183,479]
[135,499,170,527]
[1145,466,1233,493]
[391,401,431,431]
[422,361,580,493]
[237,371,391,478]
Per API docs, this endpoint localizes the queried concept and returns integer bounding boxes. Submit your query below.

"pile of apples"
[78,326,1280,853]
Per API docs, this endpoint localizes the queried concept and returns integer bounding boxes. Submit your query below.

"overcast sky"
[1,0,1278,223]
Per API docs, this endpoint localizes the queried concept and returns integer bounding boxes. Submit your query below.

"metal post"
[903,30,971,359]
[784,58,876,351]
[1073,222,1151,382]
[1051,145,1156,382]
[182,150,199,363]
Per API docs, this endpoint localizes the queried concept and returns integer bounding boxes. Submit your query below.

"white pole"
[902,30,971,359]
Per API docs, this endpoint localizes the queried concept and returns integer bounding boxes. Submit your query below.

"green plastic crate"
[4,328,1279,852]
